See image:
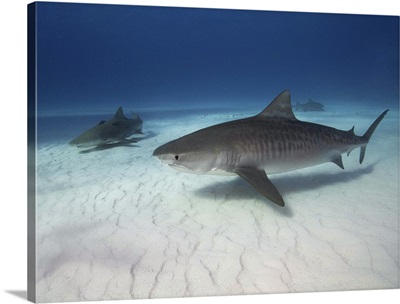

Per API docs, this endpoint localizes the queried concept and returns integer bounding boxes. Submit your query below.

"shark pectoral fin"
[235,168,285,207]
[331,155,344,169]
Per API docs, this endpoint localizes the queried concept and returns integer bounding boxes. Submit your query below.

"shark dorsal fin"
[257,90,297,121]
[114,106,126,119]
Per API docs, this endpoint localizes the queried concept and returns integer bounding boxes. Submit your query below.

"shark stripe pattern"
[153,90,388,206]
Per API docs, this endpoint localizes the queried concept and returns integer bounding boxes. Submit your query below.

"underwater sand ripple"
[35,111,399,301]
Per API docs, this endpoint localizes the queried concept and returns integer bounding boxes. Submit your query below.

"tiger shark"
[295,98,325,112]
[153,90,388,206]
[69,106,143,148]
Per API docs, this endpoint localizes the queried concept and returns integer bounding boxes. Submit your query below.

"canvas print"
[27,2,399,303]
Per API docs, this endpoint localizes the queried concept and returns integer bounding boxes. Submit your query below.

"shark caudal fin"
[359,109,389,164]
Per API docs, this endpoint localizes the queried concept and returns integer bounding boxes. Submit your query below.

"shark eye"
[175,155,180,160]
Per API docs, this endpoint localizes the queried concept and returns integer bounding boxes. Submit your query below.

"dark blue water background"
[34,2,399,143]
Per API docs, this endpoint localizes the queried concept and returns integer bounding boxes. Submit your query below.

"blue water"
[34,2,399,123]
[31,5,400,301]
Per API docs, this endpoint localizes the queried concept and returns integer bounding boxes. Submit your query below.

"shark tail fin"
[359,109,389,164]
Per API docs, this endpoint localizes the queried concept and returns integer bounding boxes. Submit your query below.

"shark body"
[295,98,325,112]
[70,107,143,148]
[153,90,388,206]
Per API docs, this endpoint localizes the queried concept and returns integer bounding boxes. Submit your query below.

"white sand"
[34,107,399,302]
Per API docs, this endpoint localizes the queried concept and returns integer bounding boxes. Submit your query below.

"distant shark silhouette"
[295,98,325,112]
[69,107,143,148]
[153,90,388,207]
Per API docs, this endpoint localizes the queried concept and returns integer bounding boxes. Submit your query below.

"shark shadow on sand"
[78,131,158,154]
[78,140,139,154]
[194,162,376,216]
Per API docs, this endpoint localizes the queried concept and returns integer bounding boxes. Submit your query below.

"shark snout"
[152,147,173,164]
[153,143,185,170]
[152,146,162,157]
[152,147,167,162]
[152,142,175,158]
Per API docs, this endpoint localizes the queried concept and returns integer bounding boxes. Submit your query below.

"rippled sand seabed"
[34,108,399,302]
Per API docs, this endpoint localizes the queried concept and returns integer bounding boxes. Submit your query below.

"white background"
[0,0,398,303]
